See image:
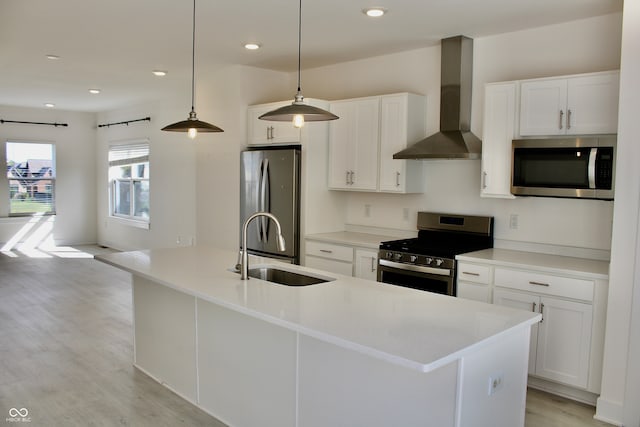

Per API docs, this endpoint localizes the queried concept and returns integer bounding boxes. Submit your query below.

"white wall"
[96,99,198,251]
[299,13,622,253]
[0,105,97,246]
[597,1,640,425]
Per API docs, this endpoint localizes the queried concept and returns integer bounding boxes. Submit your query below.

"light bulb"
[188,128,198,139]
[293,114,304,128]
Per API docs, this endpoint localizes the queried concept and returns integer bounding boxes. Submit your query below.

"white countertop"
[97,246,540,373]
[304,231,401,249]
[456,248,609,279]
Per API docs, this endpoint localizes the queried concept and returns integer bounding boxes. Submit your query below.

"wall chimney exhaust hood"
[394,35,481,160]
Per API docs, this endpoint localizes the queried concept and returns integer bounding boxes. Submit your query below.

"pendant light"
[162,0,223,138]
[258,0,338,128]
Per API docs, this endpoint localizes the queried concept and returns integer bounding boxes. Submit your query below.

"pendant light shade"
[162,0,223,138]
[259,0,338,128]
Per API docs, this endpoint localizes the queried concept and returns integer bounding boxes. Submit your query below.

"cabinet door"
[457,281,491,303]
[328,102,356,190]
[350,98,379,191]
[378,94,426,193]
[328,98,379,191]
[248,102,301,145]
[493,288,539,375]
[354,248,378,281]
[535,296,593,388]
[481,83,516,198]
[519,79,568,136]
[566,72,619,135]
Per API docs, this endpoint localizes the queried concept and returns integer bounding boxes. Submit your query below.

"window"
[6,142,56,215]
[108,140,150,226]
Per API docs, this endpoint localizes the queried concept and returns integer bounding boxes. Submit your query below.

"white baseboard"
[595,396,624,426]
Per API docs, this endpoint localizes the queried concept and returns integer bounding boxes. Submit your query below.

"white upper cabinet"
[328,93,426,193]
[481,82,517,199]
[378,94,427,193]
[328,97,380,191]
[519,71,619,136]
[247,101,302,145]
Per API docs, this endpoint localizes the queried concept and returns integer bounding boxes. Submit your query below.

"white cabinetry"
[328,97,380,191]
[480,82,517,199]
[456,262,491,302]
[519,71,619,136]
[328,93,426,193]
[354,248,378,281]
[455,249,608,400]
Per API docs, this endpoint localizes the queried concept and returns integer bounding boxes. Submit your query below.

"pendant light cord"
[191,0,196,113]
[297,0,302,93]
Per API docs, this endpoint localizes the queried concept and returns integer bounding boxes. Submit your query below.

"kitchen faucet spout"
[239,212,286,280]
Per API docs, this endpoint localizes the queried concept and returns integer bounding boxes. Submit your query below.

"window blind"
[108,142,149,167]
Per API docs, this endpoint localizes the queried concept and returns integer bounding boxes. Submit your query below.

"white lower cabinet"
[456,262,491,302]
[494,288,593,388]
[304,238,379,280]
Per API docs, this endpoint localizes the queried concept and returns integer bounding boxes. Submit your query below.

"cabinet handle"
[371,257,375,272]
[462,271,480,276]
[319,249,333,254]
[350,171,355,185]
[559,110,564,130]
[482,171,487,189]
[540,302,545,323]
[532,302,537,312]
[567,109,572,130]
[346,171,350,185]
[396,171,401,187]
[529,281,550,287]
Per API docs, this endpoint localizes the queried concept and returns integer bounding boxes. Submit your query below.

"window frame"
[5,141,56,217]
[108,139,150,229]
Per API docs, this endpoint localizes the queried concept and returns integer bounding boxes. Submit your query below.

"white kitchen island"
[97,246,540,427]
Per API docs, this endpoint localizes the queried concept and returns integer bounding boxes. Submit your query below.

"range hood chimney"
[394,35,481,159]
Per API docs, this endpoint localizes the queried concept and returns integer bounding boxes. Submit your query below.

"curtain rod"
[0,119,69,127]
[98,117,151,128]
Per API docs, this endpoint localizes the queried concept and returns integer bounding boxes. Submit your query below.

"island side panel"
[196,299,297,427]
[457,327,531,427]
[132,275,197,403]
[298,335,458,427]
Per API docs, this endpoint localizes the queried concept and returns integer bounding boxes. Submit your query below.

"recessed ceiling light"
[44,103,55,108]
[89,89,101,94]
[152,70,167,76]
[363,7,387,17]
[45,54,60,60]
[244,43,261,50]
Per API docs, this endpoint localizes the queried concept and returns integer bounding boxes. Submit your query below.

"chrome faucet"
[239,212,286,280]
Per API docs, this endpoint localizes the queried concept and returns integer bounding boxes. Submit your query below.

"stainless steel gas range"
[377,212,494,296]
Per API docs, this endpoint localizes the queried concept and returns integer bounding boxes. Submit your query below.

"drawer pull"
[462,271,480,276]
[529,281,550,287]
[319,249,333,254]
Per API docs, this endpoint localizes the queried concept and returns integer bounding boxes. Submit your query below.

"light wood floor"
[0,246,613,426]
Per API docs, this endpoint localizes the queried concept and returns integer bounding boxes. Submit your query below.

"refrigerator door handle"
[256,159,266,242]
[263,159,271,241]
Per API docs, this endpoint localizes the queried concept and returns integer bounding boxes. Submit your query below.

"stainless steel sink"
[246,266,333,286]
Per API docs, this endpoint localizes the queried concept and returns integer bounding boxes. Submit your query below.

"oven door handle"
[378,260,451,276]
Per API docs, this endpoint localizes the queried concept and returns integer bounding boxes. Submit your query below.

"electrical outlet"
[488,373,504,395]
[509,214,519,230]
[365,204,371,218]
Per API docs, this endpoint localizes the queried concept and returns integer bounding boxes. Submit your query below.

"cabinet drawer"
[305,240,353,262]
[305,256,353,276]
[457,263,491,285]
[457,282,491,303]
[495,268,594,301]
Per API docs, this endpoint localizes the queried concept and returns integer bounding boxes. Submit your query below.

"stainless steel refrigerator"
[240,147,300,264]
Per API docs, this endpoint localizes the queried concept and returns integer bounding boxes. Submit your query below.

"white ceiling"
[0,0,622,113]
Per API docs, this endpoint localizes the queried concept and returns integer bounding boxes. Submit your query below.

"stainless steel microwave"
[511,136,616,200]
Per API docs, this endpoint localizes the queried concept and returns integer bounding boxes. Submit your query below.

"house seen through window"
[108,141,150,224]
[6,142,56,215]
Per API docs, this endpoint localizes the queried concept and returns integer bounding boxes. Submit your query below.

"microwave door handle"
[588,148,597,189]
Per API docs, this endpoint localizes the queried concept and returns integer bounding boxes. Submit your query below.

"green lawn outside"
[10,199,54,214]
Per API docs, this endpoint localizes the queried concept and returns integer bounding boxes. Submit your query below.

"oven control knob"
[435,258,444,267]
[386,251,393,260]
[409,255,417,263]
[425,257,433,265]
[394,253,403,261]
